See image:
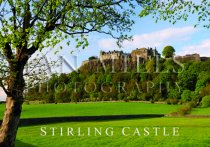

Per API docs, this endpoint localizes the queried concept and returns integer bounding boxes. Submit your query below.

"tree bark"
[0,97,23,147]
[0,62,26,146]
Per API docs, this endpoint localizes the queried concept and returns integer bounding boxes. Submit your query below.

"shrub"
[168,89,181,100]
[167,98,179,105]
[181,90,192,102]
[177,103,192,115]
[117,93,124,100]
[188,101,197,108]
[150,99,155,103]
[124,97,129,102]
[201,95,210,108]
[200,84,210,97]
[190,91,200,102]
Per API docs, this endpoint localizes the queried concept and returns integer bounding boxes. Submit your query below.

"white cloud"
[98,26,198,51]
[179,39,210,57]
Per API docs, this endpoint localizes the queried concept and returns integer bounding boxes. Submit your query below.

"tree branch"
[3,43,14,61]
[30,0,48,27]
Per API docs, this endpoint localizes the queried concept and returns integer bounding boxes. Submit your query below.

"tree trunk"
[0,63,26,146]
[0,97,23,147]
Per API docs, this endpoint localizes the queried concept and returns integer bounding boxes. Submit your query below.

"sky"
[46,7,210,71]
[0,5,210,101]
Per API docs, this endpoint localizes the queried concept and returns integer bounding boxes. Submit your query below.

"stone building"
[131,47,160,62]
[82,47,160,66]
[175,53,201,62]
[99,47,159,62]
[99,50,131,60]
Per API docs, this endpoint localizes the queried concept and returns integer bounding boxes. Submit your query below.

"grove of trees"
[26,48,210,108]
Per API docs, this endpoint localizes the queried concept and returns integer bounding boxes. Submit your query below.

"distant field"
[191,107,210,115]
[1,102,210,119]
[15,117,210,147]
[0,102,181,118]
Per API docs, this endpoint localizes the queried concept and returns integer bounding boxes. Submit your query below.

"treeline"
[25,55,210,106]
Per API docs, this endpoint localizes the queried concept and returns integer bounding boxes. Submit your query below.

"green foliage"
[195,72,210,91]
[128,90,138,100]
[162,46,175,58]
[181,90,192,102]
[201,95,210,108]
[88,56,98,60]
[167,98,179,105]
[200,84,210,98]
[146,58,155,73]
[178,62,201,91]
[0,0,138,53]
[0,0,141,107]
[139,0,210,28]
[190,91,200,102]
[26,55,210,105]
[168,88,181,100]
[177,103,193,115]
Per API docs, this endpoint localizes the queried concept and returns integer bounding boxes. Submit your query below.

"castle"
[99,50,131,60]
[175,54,201,62]
[82,47,210,66]
[99,47,160,62]
[82,47,160,65]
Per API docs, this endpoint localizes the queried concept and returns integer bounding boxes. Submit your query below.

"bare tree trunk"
[0,97,23,147]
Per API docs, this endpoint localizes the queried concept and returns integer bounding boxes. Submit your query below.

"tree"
[162,46,175,58]
[201,95,210,108]
[89,56,98,60]
[139,0,210,28]
[181,90,192,102]
[146,58,155,73]
[0,0,142,145]
[195,72,210,92]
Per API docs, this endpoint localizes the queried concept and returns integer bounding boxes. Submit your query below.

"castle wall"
[82,48,204,67]
[175,54,201,62]
[131,48,148,61]
[100,51,130,61]
[99,48,159,62]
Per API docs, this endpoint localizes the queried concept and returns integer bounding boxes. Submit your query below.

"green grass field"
[0,102,210,146]
[0,102,181,118]
[191,107,210,115]
[1,102,210,119]
[15,117,210,147]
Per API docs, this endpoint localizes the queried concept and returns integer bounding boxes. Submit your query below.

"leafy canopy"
[0,0,144,90]
[0,0,141,60]
[139,0,210,28]
[162,46,175,58]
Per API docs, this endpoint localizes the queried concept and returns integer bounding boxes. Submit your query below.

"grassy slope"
[0,102,181,118]
[16,117,210,147]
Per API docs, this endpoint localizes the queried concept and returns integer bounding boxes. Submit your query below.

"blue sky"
[46,8,210,72]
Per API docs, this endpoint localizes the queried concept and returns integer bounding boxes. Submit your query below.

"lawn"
[0,102,181,119]
[15,117,210,147]
[0,102,209,146]
[191,107,210,115]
